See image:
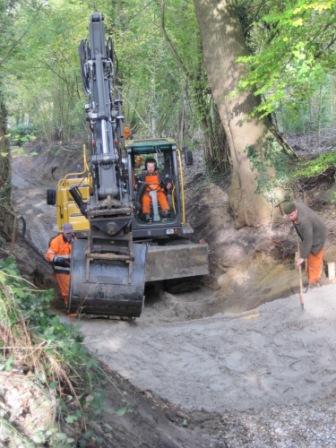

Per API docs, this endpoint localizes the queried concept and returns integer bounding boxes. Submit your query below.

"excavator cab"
[127,138,190,240]
[130,140,178,224]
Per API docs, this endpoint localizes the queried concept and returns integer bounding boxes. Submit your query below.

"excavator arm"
[68,13,147,317]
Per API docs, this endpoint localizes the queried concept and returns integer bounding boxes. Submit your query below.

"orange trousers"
[55,273,70,305]
[142,191,169,215]
[307,248,324,284]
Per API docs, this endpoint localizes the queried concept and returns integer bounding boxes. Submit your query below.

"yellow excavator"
[47,12,208,318]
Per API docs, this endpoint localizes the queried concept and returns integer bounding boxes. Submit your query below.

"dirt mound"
[185,168,336,314]
[186,174,297,310]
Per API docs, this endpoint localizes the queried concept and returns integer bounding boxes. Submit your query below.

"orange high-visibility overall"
[307,248,324,284]
[141,173,169,215]
[45,234,72,304]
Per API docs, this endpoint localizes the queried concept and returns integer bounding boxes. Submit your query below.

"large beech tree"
[193,0,284,227]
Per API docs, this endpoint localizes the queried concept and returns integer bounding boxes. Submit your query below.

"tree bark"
[0,92,9,205]
[194,0,282,227]
[192,60,230,174]
[156,0,230,172]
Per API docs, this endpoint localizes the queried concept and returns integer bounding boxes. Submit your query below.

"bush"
[8,124,37,146]
[0,257,103,445]
[292,152,336,179]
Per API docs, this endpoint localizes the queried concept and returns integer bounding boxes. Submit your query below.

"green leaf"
[65,414,80,424]
[115,406,130,416]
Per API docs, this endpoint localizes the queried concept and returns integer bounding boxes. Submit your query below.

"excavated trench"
[10,143,336,447]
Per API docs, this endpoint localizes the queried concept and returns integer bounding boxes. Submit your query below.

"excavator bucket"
[68,239,147,317]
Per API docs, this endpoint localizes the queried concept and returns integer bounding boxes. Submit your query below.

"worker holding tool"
[282,201,327,290]
[45,223,74,305]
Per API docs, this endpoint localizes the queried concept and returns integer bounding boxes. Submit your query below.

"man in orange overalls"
[45,223,74,305]
[283,201,327,291]
[139,158,171,222]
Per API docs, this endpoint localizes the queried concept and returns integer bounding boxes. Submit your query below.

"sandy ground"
[75,284,336,413]
[11,144,336,447]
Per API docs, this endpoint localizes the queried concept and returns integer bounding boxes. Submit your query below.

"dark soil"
[79,362,228,448]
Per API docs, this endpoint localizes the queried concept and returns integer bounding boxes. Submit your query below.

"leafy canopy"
[2,0,203,141]
[237,0,336,117]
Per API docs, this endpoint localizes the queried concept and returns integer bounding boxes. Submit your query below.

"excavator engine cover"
[68,239,147,317]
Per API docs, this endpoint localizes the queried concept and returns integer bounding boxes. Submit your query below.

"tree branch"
[154,0,192,81]
[38,60,69,84]
[0,2,45,68]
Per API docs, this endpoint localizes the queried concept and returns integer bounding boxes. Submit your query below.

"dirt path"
[11,145,336,447]
[11,146,60,250]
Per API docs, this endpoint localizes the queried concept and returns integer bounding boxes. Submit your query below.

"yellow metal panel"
[55,175,91,232]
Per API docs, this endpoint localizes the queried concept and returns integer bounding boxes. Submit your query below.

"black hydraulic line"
[69,186,88,216]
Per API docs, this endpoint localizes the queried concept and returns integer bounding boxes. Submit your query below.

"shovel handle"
[298,263,305,310]
[297,240,305,311]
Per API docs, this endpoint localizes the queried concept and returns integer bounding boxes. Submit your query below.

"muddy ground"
[9,141,336,447]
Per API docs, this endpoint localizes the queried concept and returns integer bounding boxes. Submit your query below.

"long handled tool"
[298,263,305,311]
[296,239,305,311]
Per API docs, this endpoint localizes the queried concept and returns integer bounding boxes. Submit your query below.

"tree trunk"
[0,92,9,205]
[192,66,230,174]
[155,0,230,173]
[194,0,282,227]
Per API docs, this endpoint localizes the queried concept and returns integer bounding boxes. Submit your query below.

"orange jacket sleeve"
[45,236,60,263]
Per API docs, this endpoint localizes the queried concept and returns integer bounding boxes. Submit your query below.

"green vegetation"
[2,0,205,144]
[8,124,36,146]
[236,0,336,123]
[0,256,103,445]
[277,75,336,134]
[0,1,335,149]
[1,0,335,170]
[248,144,336,197]
[0,0,334,442]
[1,0,229,168]
[293,151,336,178]
[247,136,295,198]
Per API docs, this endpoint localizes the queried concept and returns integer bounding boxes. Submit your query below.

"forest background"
[1,0,336,202]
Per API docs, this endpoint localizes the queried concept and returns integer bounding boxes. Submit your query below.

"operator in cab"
[138,157,172,222]
[45,223,74,305]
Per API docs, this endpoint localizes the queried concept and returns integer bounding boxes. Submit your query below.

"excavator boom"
[68,12,146,317]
